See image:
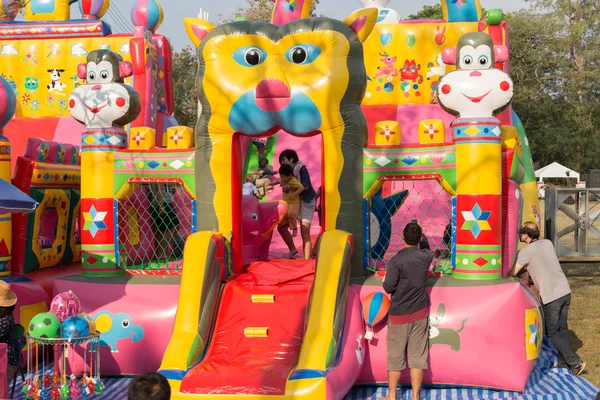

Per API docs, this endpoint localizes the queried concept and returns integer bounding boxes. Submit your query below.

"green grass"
[562,263,600,388]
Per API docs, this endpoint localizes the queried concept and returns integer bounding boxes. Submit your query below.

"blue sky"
[74,0,530,51]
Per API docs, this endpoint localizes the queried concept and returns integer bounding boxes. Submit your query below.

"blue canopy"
[0,179,38,214]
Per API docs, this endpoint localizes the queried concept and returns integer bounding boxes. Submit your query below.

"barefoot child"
[279,164,305,239]
[242,174,261,199]
[255,158,278,197]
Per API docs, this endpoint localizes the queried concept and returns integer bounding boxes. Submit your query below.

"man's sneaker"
[571,362,586,376]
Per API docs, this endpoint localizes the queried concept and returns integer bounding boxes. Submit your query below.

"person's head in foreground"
[403,222,422,246]
[519,221,540,244]
[279,149,299,166]
[279,164,294,183]
[128,372,171,400]
[245,173,254,183]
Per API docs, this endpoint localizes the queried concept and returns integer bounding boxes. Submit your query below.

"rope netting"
[117,182,194,273]
[367,178,453,272]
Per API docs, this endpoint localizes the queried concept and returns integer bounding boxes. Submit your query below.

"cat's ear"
[343,8,378,43]
[185,18,216,48]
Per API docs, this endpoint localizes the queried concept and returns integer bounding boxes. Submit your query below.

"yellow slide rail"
[160,231,225,372]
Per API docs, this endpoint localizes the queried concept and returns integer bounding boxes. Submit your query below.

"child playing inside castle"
[0,281,19,384]
[279,164,305,237]
[242,174,261,199]
[255,158,278,197]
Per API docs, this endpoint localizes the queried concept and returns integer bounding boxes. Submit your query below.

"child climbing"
[255,158,278,198]
[279,164,305,240]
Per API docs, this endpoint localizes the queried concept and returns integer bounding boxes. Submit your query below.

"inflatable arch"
[11,138,81,274]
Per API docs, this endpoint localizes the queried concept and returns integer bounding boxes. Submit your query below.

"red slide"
[179,260,315,395]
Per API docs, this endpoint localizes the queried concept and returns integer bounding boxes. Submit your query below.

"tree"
[407,4,444,20]
[171,46,199,129]
[219,0,321,23]
[507,1,600,173]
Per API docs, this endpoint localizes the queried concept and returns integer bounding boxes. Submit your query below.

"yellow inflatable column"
[0,76,17,276]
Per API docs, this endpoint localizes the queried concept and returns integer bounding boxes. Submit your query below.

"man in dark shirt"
[277,149,317,259]
[382,222,433,400]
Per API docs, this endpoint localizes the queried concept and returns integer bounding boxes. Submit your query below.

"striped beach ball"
[362,292,390,326]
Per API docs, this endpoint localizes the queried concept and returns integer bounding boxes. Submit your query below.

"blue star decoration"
[528,318,540,347]
[83,205,108,238]
[284,0,298,12]
[461,202,492,239]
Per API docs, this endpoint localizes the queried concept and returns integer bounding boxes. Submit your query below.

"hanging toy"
[94,379,104,395]
[51,385,60,400]
[27,379,37,397]
[361,292,391,340]
[60,382,69,399]
[44,373,51,388]
[69,375,79,398]
[22,379,30,396]
[86,378,95,396]
[40,386,51,400]
[52,372,60,387]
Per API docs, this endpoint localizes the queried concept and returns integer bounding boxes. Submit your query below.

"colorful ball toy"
[362,292,391,340]
[29,313,61,339]
[50,291,81,322]
[61,316,90,339]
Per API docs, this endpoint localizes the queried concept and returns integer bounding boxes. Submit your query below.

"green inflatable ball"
[29,312,61,339]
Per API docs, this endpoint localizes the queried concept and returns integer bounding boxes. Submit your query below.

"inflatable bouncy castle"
[157,0,544,398]
[0,0,191,376]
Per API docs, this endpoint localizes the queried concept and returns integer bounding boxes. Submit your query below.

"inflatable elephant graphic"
[93,311,144,353]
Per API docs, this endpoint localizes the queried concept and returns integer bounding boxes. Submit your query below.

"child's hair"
[258,158,269,168]
[403,222,422,246]
[279,164,294,177]
[245,174,254,183]
[127,372,171,400]
[279,149,299,164]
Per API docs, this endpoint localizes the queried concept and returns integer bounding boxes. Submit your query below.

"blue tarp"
[0,179,37,215]
[10,340,598,399]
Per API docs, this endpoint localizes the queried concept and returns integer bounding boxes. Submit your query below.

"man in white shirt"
[511,222,585,375]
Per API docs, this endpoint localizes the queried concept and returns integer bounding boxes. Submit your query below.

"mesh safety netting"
[367,178,453,271]
[117,182,194,273]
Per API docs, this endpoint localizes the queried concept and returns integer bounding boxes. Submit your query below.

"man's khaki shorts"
[387,318,429,370]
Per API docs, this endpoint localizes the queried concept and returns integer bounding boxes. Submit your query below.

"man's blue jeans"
[542,293,581,369]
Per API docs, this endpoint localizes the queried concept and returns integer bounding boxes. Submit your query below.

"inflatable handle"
[486,9,504,26]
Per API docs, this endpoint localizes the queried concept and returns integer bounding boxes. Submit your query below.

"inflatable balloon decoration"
[50,290,81,322]
[0,75,17,276]
[78,0,110,20]
[69,50,141,276]
[362,291,390,340]
[436,32,513,280]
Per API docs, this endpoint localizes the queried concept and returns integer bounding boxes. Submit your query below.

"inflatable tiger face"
[185,9,377,137]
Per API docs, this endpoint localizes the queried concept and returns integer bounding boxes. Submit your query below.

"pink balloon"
[50,291,81,322]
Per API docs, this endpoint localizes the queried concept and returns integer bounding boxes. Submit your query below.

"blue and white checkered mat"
[12,339,599,399]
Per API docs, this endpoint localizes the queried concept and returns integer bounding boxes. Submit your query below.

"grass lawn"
[562,262,600,388]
